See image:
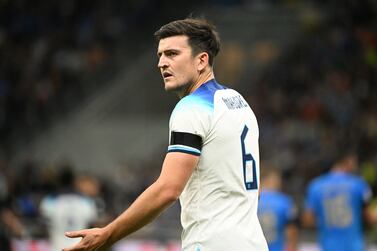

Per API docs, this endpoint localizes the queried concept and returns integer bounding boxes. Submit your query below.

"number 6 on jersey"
[241,125,258,190]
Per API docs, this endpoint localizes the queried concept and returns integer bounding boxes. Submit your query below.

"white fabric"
[169,82,268,251]
[40,194,98,251]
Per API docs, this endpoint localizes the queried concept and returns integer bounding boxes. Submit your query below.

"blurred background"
[0,0,376,250]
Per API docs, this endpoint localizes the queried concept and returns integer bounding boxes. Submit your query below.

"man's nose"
[158,55,168,68]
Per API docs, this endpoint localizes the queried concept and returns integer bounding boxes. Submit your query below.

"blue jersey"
[258,190,297,251]
[305,171,372,251]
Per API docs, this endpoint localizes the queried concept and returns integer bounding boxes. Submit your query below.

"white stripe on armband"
[167,144,201,156]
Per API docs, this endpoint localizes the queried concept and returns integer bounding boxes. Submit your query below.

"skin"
[1,208,25,237]
[62,35,215,251]
[157,35,214,98]
[285,224,298,251]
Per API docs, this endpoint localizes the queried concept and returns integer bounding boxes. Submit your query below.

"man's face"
[157,35,199,94]
[345,154,358,172]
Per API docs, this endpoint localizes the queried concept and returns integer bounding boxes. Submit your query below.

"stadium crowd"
[0,0,376,250]
[0,0,166,156]
[247,0,377,199]
[0,0,167,248]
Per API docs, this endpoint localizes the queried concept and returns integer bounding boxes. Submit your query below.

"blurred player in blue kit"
[62,17,268,251]
[258,166,298,251]
[303,151,377,251]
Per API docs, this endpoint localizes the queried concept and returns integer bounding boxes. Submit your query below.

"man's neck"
[178,70,214,99]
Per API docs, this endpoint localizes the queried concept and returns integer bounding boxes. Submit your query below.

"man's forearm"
[285,224,298,251]
[104,179,178,245]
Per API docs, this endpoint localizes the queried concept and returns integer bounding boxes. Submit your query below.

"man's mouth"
[163,72,173,79]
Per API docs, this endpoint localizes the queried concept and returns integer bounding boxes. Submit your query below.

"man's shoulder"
[173,94,213,115]
[180,79,229,107]
[274,191,294,206]
[307,175,328,192]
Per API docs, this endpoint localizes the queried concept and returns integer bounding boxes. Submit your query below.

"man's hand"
[62,227,111,251]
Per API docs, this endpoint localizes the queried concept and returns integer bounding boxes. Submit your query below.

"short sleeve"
[39,196,54,218]
[305,182,317,213]
[286,197,298,222]
[85,197,98,223]
[168,96,212,156]
[358,178,372,204]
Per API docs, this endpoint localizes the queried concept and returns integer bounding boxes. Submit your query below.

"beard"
[164,80,192,99]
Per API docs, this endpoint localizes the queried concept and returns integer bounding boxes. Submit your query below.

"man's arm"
[63,152,199,251]
[301,209,316,228]
[364,202,377,226]
[285,223,298,251]
[1,208,26,238]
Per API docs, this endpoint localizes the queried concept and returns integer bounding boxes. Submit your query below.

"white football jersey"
[40,193,98,251]
[168,79,268,251]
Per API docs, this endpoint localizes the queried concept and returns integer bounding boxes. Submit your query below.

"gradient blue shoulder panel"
[169,79,227,156]
[174,79,227,113]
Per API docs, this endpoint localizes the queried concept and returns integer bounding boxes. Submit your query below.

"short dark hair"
[154,18,221,66]
[334,149,358,164]
[58,165,75,188]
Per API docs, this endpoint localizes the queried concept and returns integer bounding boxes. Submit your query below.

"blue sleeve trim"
[167,149,201,156]
[167,145,201,156]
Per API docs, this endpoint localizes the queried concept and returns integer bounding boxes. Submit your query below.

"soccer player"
[62,17,268,251]
[302,151,377,251]
[258,166,298,251]
[40,166,98,251]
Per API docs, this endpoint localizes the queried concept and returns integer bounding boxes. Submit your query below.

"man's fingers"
[63,228,103,250]
[65,230,86,238]
[62,241,85,251]
[62,244,78,251]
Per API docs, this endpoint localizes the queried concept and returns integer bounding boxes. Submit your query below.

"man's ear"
[197,52,209,71]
